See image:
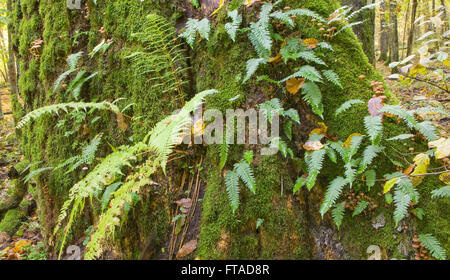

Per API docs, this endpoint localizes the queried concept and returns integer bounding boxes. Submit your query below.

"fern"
[296,51,326,66]
[431,185,450,199]
[332,203,345,230]
[16,101,120,129]
[393,188,411,226]
[53,52,83,92]
[418,234,447,260]
[352,201,369,216]
[305,149,326,190]
[323,70,342,89]
[220,142,229,171]
[243,58,266,83]
[387,134,414,141]
[320,176,348,217]
[225,10,242,42]
[364,116,383,145]
[415,121,438,141]
[379,105,417,129]
[179,18,211,48]
[359,145,384,173]
[335,99,365,116]
[234,160,256,194]
[56,134,102,174]
[23,167,53,183]
[280,65,323,83]
[284,8,326,23]
[226,170,240,213]
[128,14,188,98]
[300,82,324,118]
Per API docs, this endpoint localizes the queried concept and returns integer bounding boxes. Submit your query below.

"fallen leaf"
[383,177,400,194]
[176,240,197,259]
[429,138,450,159]
[286,77,305,94]
[439,172,450,185]
[175,198,192,209]
[303,141,324,151]
[303,38,319,49]
[13,240,30,254]
[117,113,128,132]
[343,133,362,148]
[268,53,282,63]
[403,164,416,175]
[410,153,430,187]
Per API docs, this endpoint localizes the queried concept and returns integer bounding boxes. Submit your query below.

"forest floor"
[0,86,46,260]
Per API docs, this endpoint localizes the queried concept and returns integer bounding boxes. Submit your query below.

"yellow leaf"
[443,59,450,67]
[268,52,282,63]
[244,0,258,7]
[429,138,450,159]
[211,0,225,16]
[303,38,319,49]
[286,77,305,94]
[383,177,400,194]
[410,153,430,187]
[13,240,31,254]
[343,133,362,148]
[439,172,450,185]
[309,122,328,137]
[192,118,205,137]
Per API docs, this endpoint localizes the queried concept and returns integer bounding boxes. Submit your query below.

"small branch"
[359,170,450,183]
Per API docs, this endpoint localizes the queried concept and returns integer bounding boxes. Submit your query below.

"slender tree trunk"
[406,0,418,56]
[379,0,389,61]
[401,0,410,60]
[388,0,400,65]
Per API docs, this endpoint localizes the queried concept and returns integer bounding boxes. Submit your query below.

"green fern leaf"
[364,116,383,144]
[179,18,211,48]
[418,234,447,260]
[352,201,369,216]
[281,65,323,83]
[225,170,240,213]
[332,203,345,230]
[323,70,342,88]
[431,185,450,199]
[393,188,411,226]
[300,82,324,118]
[335,99,365,116]
[306,149,326,190]
[243,58,266,83]
[234,160,256,194]
[387,134,414,141]
[225,10,242,42]
[320,176,348,217]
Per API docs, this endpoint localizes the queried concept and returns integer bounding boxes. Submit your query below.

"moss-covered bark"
[9,0,448,260]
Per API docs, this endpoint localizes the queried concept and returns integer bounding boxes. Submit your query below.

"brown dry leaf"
[175,198,192,209]
[117,112,128,132]
[176,240,198,259]
[13,240,31,254]
[403,164,416,176]
[428,138,450,159]
[268,52,282,64]
[303,38,319,49]
[368,96,386,117]
[343,133,362,147]
[286,77,305,94]
[303,141,324,151]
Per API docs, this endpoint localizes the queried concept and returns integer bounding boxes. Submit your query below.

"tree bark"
[388,0,399,66]
[379,1,389,62]
[406,0,418,57]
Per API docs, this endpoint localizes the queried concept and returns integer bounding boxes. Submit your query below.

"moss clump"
[0,209,26,236]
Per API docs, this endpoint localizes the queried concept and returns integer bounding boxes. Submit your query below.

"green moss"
[0,209,26,236]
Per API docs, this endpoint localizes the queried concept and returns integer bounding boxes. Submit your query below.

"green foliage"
[244,58,266,83]
[298,81,323,118]
[431,186,450,199]
[225,170,240,213]
[16,101,120,129]
[335,99,365,116]
[364,116,383,145]
[55,134,102,175]
[225,10,242,42]
[225,158,256,213]
[179,18,211,48]
[352,201,369,217]
[418,234,447,260]
[393,188,411,226]
[332,203,345,230]
[53,52,83,92]
[322,70,342,89]
[305,149,326,190]
[320,176,348,217]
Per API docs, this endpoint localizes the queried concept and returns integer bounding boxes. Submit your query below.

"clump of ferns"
[126,14,189,104]
[17,89,217,259]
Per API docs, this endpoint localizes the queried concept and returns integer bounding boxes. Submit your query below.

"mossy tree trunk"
[8,0,449,260]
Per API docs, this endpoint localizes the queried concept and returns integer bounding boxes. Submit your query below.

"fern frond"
[259,98,283,123]
[318,42,334,51]
[270,11,294,27]
[416,121,438,141]
[225,170,240,213]
[225,10,242,42]
[387,134,414,141]
[322,70,342,88]
[393,188,411,226]
[379,105,417,129]
[305,149,326,190]
[234,160,256,194]
[364,116,383,144]
[17,101,120,129]
[284,8,326,22]
[352,201,369,216]
[418,234,447,260]
[431,185,450,199]
[280,65,323,83]
[243,58,266,83]
[332,203,345,230]
[23,167,53,183]
[320,176,348,217]
[220,142,229,171]
[300,82,324,118]
[179,18,211,48]
[53,69,75,93]
[359,145,384,173]
[335,99,365,116]
[297,51,327,65]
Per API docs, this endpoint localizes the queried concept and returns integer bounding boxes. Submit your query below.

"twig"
[359,170,450,183]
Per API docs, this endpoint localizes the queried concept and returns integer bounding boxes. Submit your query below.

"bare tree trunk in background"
[406,0,419,56]
[379,0,389,61]
[388,0,400,66]
[440,0,449,32]
[401,0,411,59]
[341,0,376,65]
